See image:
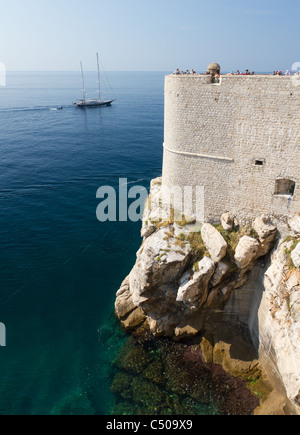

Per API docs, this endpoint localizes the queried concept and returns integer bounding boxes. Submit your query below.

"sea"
[0,71,165,415]
[0,71,261,416]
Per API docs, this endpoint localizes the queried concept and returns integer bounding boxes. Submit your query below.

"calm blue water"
[0,71,165,414]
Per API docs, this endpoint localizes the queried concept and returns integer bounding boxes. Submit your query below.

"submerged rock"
[110,335,260,416]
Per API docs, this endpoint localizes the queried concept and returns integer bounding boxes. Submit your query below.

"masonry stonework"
[162,74,300,223]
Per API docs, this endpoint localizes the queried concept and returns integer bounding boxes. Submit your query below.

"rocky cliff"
[115,178,300,415]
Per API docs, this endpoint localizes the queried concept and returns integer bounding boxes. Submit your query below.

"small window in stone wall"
[255,159,264,166]
[274,179,296,196]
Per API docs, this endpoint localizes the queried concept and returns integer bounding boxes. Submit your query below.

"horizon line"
[5,69,276,74]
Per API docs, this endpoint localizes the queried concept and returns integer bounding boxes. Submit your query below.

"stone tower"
[162,65,300,223]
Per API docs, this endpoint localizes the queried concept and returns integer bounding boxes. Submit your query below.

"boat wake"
[0,106,65,113]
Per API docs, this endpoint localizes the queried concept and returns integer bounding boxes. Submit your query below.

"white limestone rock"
[221,213,234,231]
[260,240,300,413]
[115,277,146,330]
[289,215,300,236]
[129,227,191,308]
[176,256,215,306]
[115,277,135,319]
[252,215,277,256]
[141,177,163,238]
[291,243,300,269]
[201,223,227,263]
[253,215,277,242]
[234,236,260,269]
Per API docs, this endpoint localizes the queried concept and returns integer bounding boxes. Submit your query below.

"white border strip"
[163,143,234,162]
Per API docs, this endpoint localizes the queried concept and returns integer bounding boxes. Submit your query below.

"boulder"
[129,227,191,308]
[115,277,136,319]
[221,213,234,231]
[176,256,215,306]
[291,243,300,269]
[252,215,277,256]
[147,313,178,337]
[201,223,227,263]
[253,215,277,242]
[122,307,146,330]
[234,236,260,269]
[115,277,146,330]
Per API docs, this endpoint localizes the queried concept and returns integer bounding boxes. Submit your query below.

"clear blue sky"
[1,0,299,72]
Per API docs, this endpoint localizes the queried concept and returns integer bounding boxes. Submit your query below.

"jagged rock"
[176,256,215,306]
[122,308,146,330]
[115,196,299,412]
[115,277,136,319]
[286,270,300,291]
[252,215,277,256]
[141,177,163,239]
[201,223,227,263]
[129,227,191,308]
[233,217,240,229]
[221,213,234,231]
[141,224,157,239]
[115,277,146,330]
[260,240,300,413]
[174,313,205,339]
[174,324,200,339]
[291,243,300,269]
[211,261,230,287]
[253,215,276,241]
[147,313,179,337]
[234,236,260,269]
[289,215,300,236]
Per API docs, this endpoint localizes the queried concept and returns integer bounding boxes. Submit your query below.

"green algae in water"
[109,334,259,416]
[110,336,218,416]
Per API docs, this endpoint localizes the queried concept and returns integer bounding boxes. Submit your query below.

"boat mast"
[80,61,86,101]
[96,53,101,100]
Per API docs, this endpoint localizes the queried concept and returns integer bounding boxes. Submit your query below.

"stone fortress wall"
[162,67,300,223]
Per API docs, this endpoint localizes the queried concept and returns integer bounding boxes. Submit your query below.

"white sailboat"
[73,53,115,107]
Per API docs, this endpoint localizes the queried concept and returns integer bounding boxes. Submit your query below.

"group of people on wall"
[173,68,254,75]
[273,70,293,76]
[173,68,294,76]
[230,70,255,75]
[173,69,197,75]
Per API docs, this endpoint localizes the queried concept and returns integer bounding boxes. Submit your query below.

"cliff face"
[254,237,300,412]
[115,178,300,414]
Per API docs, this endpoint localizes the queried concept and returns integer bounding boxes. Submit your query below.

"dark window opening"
[274,179,296,196]
[255,160,264,166]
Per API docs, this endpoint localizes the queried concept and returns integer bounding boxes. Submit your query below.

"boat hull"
[73,100,115,108]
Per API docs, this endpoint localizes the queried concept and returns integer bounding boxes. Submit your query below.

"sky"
[0,0,299,72]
